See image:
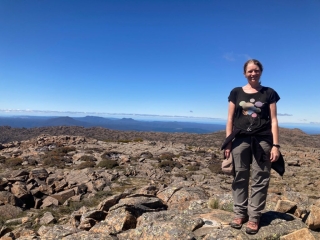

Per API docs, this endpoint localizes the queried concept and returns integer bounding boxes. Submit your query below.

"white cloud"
[223,52,235,61]
[238,54,252,60]
[278,113,292,116]
[223,52,252,62]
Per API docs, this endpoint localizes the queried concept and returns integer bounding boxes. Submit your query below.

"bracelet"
[272,144,280,148]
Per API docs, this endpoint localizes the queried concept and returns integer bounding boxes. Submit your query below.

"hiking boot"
[230,217,248,229]
[246,221,259,234]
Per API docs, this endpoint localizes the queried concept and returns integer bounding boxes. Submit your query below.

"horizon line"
[1,109,320,125]
[0,109,223,121]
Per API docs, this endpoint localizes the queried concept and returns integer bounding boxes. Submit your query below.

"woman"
[223,59,280,234]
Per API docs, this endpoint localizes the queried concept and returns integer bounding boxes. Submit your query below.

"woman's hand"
[224,142,232,159]
[270,146,280,162]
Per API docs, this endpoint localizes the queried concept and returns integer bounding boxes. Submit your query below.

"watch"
[272,144,280,148]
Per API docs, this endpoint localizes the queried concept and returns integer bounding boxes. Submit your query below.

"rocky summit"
[0,126,320,240]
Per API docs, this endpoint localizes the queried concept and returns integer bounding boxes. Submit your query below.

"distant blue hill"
[0,116,226,134]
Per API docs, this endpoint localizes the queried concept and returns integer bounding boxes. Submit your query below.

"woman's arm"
[226,101,235,137]
[225,101,235,159]
[269,102,280,162]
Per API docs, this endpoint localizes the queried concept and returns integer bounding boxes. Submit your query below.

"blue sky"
[0,0,320,124]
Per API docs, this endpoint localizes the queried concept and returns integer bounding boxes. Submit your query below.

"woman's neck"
[244,83,262,90]
[243,84,262,93]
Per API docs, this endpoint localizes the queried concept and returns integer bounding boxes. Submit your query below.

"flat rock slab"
[157,186,209,210]
[280,228,316,240]
[195,210,307,239]
[117,221,198,240]
[110,195,167,212]
[0,204,23,219]
[65,171,91,185]
[63,232,117,240]
[37,225,81,239]
[137,210,205,232]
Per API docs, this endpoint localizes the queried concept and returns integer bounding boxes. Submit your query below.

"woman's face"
[244,62,261,86]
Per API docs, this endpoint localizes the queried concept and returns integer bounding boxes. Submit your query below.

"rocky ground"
[0,127,320,239]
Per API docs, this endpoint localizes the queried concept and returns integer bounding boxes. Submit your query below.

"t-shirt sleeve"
[268,88,280,103]
[228,88,238,103]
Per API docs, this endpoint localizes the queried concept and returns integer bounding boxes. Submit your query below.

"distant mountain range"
[0,116,226,134]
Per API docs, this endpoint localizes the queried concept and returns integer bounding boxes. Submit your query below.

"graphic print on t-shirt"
[239,98,264,131]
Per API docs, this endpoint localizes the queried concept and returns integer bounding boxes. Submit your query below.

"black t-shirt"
[228,87,280,132]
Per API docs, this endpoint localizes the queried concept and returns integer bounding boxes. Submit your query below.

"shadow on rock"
[260,211,295,227]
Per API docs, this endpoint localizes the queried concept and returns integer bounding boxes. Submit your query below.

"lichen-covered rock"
[51,189,75,204]
[89,221,116,235]
[275,200,297,213]
[306,205,320,230]
[103,207,137,233]
[29,168,49,180]
[37,225,81,239]
[1,231,15,240]
[97,193,128,212]
[156,186,182,202]
[10,182,27,196]
[0,204,23,219]
[78,218,97,231]
[77,210,108,230]
[280,228,315,240]
[9,227,37,240]
[0,178,8,191]
[201,228,239,240]
[110,195,167,212]
[117,221,198,240]
[41,196,59,208]
[137,209,204,232]
[40,212,56,225]
[134,185,158,196]
[5,217,29,226]
[0,191,23,207]
[63,231,116,240]
[158,187,208,210]
[65,170,91,186]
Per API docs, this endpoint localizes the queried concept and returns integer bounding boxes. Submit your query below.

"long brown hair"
[243,59,263,73]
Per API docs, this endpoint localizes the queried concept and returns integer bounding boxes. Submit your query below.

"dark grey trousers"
[231,136,271,222]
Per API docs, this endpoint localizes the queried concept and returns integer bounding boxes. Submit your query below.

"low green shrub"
[77,161,96,169]
[208,163,222,174]
[53,146,76,154]
[208,198,233,212]
[42,154,67,168]
[159,152,175,160]
[0,215,5,225]
[117,140,131,143]
[186,165,199,171]
[158,160,175,169]
[101,151,120,160]
[174,162,183,169]
[41,190,112,222]
[158,159,183,171]
[175,151,188,157]
[4,158,23,167]
[140,151,153,158]
[132,138,143,142]
[208,198,220,209]
[0,156,6,164]
[41,146,75,168]
[173,173,187,179]
[86,147,104,153]
[104,138,143,143]
[97,159,118,169]
[78,155,97,162]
